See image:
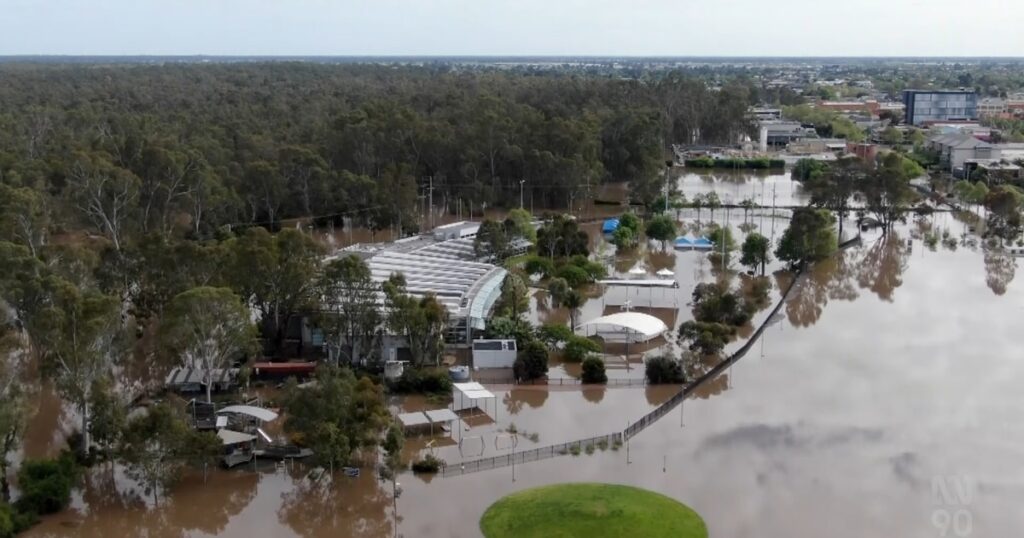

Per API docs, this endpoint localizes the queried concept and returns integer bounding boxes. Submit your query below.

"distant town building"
[903,90,978,126]
[750,107,782,121]
[927,133,1000,171]
[978,98,1008,118]
[846,142,878,162]
[759,121,817,148]
[816,100,881,117]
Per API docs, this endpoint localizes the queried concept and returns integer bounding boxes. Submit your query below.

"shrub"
[14,453,78,517]
[523,255,555,278]
[411,454,445,473]
[514,340,550,381]
[554,265,590,289]
[389,368,452,395]
[581,356,607,384]
[563,336,601,363]
[645,355,686,384]
[538,323,574,348]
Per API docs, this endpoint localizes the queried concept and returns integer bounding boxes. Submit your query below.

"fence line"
[440,432,622,477]
[469,376,648,387]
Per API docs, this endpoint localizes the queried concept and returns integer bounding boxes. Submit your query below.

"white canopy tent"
[452,382,496,418]
[577,312,669,343]
[217,429,257,446]
[217,405,279,422]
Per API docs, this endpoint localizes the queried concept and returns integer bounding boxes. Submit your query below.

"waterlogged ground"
[23,183,1024,537]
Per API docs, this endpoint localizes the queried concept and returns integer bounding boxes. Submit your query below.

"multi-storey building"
[903,90,978,126]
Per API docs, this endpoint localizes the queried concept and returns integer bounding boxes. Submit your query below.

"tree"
[536,215,589,259]
[319,255,382,366]
[775,208,838,266]
[861,153,919,231]
[0,311,26,502]
[678,320,736,355]
[803,158,863,238]
[644,215,677,250]
[35,282,121,458]
[703,192,721,223]
[580,356,607,384]
[225,227,322,351]
[610,226,638,249]
[0,185,49,257]
[983,186,1024,241]
[791,158,829,181]
[618,212,641,234]
[505,208,536,242]
[382,275,448,367]
[121,403,220,504]
[13,454,78,517]
[537,323,574,349]
[87,378,128,464]
[473,219,510,260]
[548,278,585,329]
[494,273,530,319]
[160,287,259,403]
[644,355,685,384]
[740,232,772,275]
[67,155,140,251]
[282,364,389,474]
[514,340,549,381]
[563,335,600,363]
[881,126,904,146]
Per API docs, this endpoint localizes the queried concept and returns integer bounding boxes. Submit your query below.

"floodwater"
[22,175,1024,537]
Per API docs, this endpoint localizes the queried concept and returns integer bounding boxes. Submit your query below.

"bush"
[554,265,591,289]
[411,454,445,473]
[580,356,607,384]
[523,255,555,278]
[645,355,686,384]
[538,323,574,348]
[678,320,736,355]
[389,368,452,395]
[14,453,78,517]
[514,340,549,381]
[563,336,601,363]
[0,504,13,538]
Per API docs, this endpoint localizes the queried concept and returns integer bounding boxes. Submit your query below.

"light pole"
[520,179,525,209]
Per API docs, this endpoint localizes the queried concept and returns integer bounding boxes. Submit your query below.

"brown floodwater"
[23,177,1024,537]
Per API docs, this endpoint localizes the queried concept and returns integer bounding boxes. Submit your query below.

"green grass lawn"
[479,483,707,538]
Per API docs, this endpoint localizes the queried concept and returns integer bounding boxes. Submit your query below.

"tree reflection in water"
[984,250,1017,296]
[278,468,391,538]
[856,232,911,302]
[581,386,605,404]
[774,246,860,328]
[681,351,729,399]
[59,465,260,537]
[503,388,549,415]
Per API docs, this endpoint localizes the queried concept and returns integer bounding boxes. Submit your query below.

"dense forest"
[0,63,753,240]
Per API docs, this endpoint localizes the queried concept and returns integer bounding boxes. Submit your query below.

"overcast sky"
[3,0,1023,57]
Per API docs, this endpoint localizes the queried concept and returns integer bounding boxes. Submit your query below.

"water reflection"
[278,471,391,538]
[502,388,549,415]
[581,387,606,404]
[984,250,1017,296]
[775,247,859,328]
[855,232,911,302]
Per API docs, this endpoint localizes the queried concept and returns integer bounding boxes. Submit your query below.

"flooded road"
[23,180,1024,537]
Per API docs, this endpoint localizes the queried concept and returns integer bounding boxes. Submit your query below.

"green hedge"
[685,157,785,169]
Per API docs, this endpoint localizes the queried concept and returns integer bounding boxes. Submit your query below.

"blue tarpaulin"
[674,236,692,246]
[602,218,620,234]
[693,237,713,248]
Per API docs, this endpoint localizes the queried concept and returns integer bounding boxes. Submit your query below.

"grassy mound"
[480,483,707,538]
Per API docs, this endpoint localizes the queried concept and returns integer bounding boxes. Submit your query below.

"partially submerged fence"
[440,432,622,477]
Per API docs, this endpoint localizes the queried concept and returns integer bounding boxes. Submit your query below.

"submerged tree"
[740,232,772,275]
[35,282,122,458]
[282,365,389,474]
[121,403,220,504]
[0,310,27,502]
[775,208,838,266]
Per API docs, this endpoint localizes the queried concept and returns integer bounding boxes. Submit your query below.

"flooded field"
[21,173,1024,537]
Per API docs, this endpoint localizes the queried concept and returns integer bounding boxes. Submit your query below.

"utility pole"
[428,176,434,230]
[664,160,673,213]
[519,179,525,209]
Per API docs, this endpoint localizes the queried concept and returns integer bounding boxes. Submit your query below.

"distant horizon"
[4,1,1022,58]
[2,54,1024,62]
